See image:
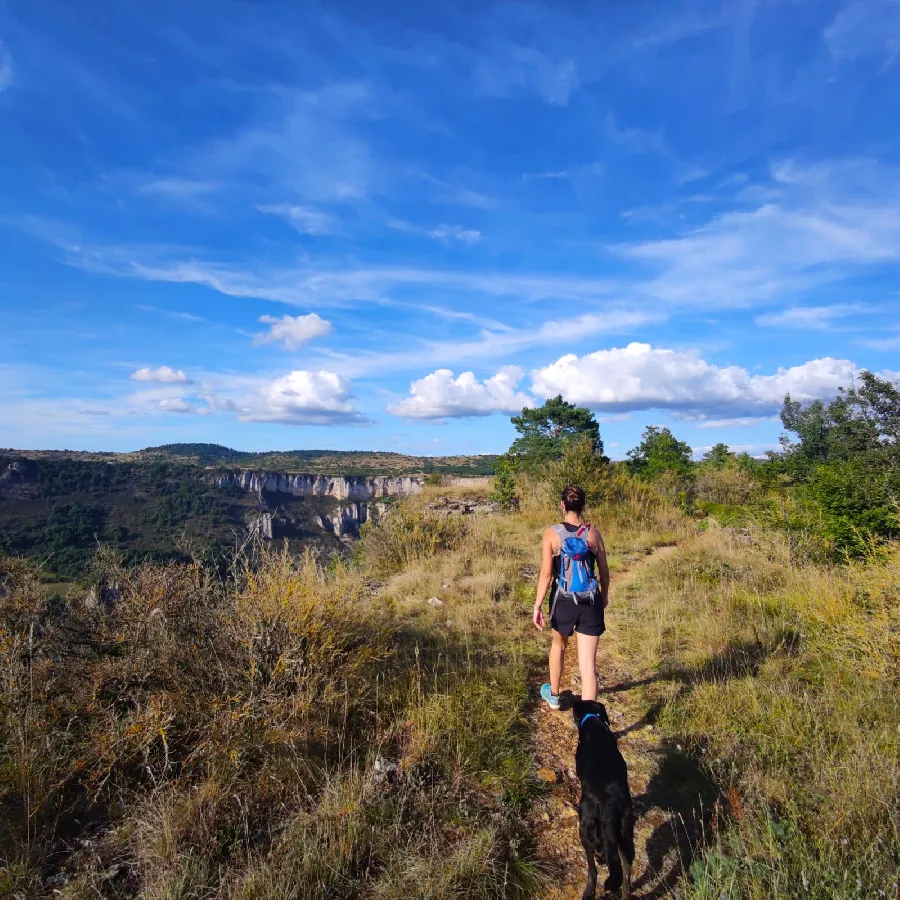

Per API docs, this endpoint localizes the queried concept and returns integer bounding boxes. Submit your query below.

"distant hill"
[0,446,497,579]
[138,443,498,476]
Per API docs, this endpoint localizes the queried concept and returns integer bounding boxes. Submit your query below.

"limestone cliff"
[212,471,424,501]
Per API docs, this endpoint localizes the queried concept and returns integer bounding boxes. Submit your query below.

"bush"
[489,455,518,510]
[357,502,468,576]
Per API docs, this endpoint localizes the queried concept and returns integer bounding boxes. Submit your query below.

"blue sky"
[1,0,899,459]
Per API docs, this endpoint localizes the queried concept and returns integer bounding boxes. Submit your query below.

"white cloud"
[258,204,335,235]
[138,178,218,200]
[157,398,194,414]
[130,366,193,384]
[861,328,900,351]
[531,342,856,419]
[756,303,869,329]
[388,366,534,419]
[428,224,483,244]
[698,417,767,429]
[824,1,900,65]
[0,41,12,93]
[604,114,669,156]
[621,158,900,307]
[330,310,656,378]
[240,369,365,425]
[476,45,579,105]
[253,313,333,350]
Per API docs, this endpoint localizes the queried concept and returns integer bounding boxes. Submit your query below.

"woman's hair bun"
[561,484,586,513]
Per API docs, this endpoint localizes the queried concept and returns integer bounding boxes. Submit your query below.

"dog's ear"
[557,690,577,711]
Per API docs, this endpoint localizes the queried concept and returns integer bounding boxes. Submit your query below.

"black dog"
[559,692,635,899]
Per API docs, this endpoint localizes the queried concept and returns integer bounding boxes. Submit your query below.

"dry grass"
[0,487,555,898]
[615,527,899,899]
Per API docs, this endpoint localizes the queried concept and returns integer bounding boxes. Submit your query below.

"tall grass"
[616,528,899,899]
[0,495,549,898]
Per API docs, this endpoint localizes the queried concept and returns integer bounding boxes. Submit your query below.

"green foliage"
[767,371,900,557]
[701,442,735,470]
[544,437,612,510]
[626,425,693,481]
[489,455,518,509]
[508,395,603,471]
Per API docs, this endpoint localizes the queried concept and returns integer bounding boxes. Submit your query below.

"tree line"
[492,371,900,560]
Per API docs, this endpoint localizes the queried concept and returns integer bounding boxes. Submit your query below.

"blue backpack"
[553,523,599,605]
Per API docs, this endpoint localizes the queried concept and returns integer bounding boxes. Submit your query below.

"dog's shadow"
[626,741,718,898]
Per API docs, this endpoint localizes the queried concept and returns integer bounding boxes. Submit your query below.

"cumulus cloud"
[253,313,333,350]
[388,366,534,419]
[428,224,483,245]
[240,369,365,425]
[157,398,194,414]
[531,342,856,419]
[130,366,193,384]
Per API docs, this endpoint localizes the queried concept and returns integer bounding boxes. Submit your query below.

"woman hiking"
[533,484,610,709]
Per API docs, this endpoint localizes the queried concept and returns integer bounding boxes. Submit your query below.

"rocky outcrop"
[248,512,274,540]
[0,458,38,498]
[212,471,424,502]
[318,501,390,538]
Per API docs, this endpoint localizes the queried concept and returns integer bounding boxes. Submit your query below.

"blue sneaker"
[540,683,560,710]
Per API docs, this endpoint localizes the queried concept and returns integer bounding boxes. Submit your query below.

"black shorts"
[550,593,606,637]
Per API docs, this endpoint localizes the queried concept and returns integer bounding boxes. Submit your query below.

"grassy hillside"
[0,430,896,898]
[0,470,687,898]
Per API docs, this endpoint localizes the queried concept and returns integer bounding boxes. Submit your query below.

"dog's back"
[559,693,635,899]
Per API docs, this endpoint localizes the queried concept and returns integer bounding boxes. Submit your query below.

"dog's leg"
[620,803,636,898]
[579,797,599,900]
[601,821,624,894]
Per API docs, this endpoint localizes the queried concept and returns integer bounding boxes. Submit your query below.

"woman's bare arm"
[590,525,610,607]
[533,528,556,631]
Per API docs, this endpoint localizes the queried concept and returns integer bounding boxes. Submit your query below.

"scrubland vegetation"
[1,375,897,898]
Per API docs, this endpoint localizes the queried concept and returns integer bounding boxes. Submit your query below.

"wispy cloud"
[258,204,336,235]
[476,44,579,105]
[621,159,900,307]
[428,224,483,244]
[756,303,871,330]
[0,41,12,93]
[327,310,657,377]
[604,113,669,156]
[824,0,900,67]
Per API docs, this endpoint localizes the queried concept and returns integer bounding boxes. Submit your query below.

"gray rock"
[426,596,443,607]
[372,755,399,786]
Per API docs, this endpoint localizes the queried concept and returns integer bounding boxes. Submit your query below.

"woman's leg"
[576,632,600,700]
[549,630,568,694]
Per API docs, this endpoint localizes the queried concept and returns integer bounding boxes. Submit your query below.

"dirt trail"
[527,544,696,900]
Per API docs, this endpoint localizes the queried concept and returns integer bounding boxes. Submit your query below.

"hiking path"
[526,543,704,900]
